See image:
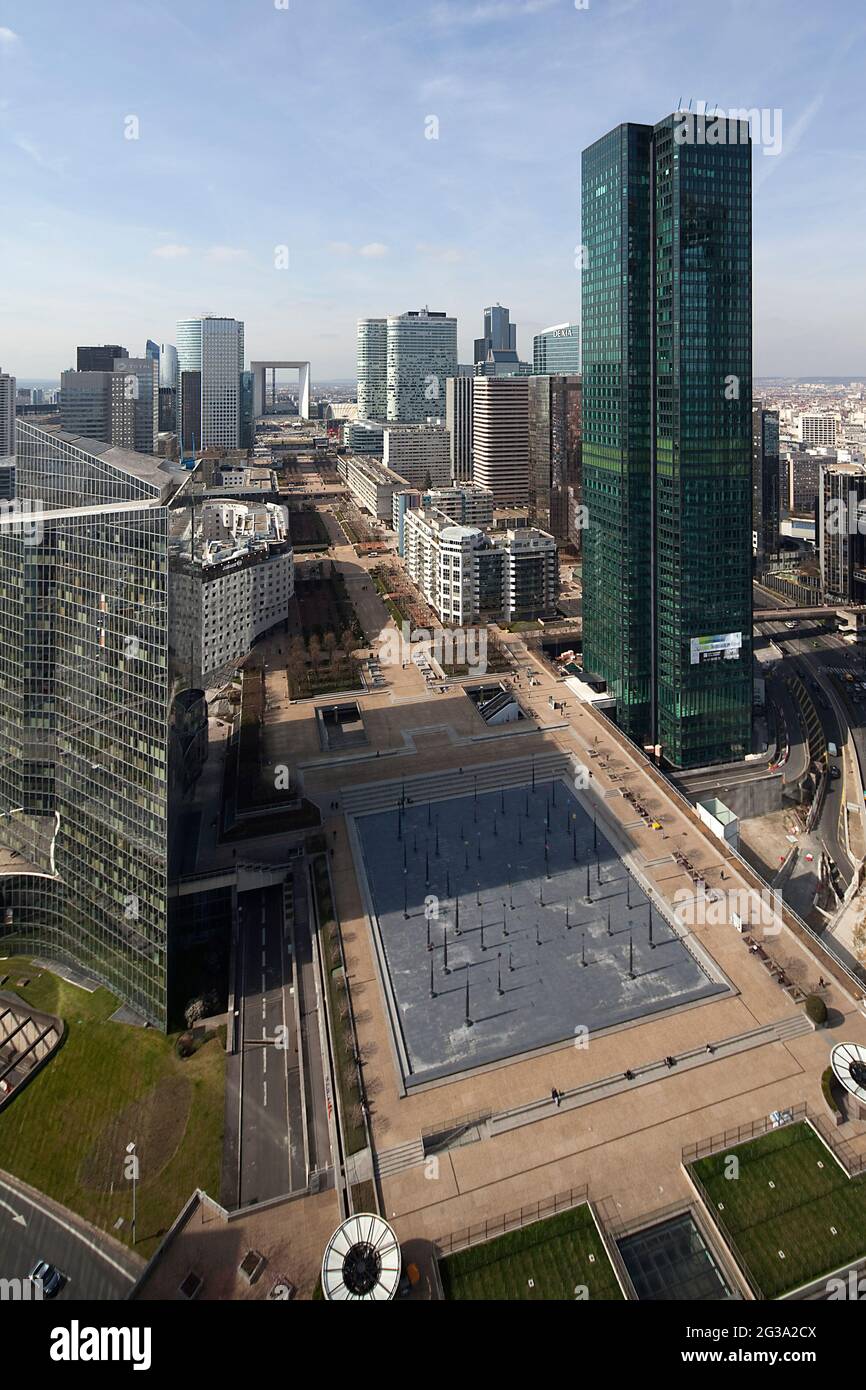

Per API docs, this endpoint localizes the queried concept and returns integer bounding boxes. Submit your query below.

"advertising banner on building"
[689,631,743,665]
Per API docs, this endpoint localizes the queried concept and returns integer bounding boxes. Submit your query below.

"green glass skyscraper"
[581,113,753,769]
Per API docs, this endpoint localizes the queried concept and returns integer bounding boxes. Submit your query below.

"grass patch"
[691,1122,866,1298]
[0,958,225,1258]
[310,859,366,1157]
[439,1204,623,1301]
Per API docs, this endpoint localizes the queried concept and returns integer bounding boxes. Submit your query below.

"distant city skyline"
[1,0,865,378]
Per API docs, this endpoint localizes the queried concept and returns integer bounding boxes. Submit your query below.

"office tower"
[472,376,530,508]
[386,309,457,422]
[60,369,112,439]
[528,374,582,543]
[0,368,15,457]
[357,318,388,420]
[61,359,158,455]
[239,370,254,449]
[818,463,866,602]
[158,343,179,433]
[446,376,474,482]
[159,343,178,391]
[533,323,581,375]
[146,339,160,366]
[176,316,245,454]
[474,304,517,366]
[383,424,451,487]
[0,369,14,499]
[77,344,128,372]
[110,355,159,454]
[582,113,752,769]
[798,413,839,447]
[752,402,780,567]
[0,421,199,1028]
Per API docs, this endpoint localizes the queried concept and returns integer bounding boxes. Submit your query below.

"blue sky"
[1,0,864,379]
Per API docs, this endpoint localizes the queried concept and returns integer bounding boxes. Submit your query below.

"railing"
[434,1183,589,1258]
[586,703,866,995]
[682,1102,807,1165]
[682,1103,866,1299]
[422,1108,492,1155]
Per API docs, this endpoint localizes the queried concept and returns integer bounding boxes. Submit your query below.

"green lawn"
[438,1203,623,1301]
[691,1122,866,1298]
[0,957,225,1258]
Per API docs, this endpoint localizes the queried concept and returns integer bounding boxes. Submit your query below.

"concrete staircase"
[373,1136,426,1179]
[341,751,572,816]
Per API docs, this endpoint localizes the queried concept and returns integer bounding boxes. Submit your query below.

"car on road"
[29,1261,66,1298]
[785,621,796,629]
[829,765,841,780]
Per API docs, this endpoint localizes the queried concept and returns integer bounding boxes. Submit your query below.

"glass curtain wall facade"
[0,423,193,1026]
[582,115,753,769]
[582,123,655,745]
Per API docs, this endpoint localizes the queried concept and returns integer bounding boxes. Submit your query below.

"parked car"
[29,1261,66,1298]
[829,765,841,780]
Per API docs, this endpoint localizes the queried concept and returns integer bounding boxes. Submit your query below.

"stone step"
[341,754,573,815]
[373,1136,425,1178]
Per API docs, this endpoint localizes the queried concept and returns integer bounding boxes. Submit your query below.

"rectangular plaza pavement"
[354,780,727,1086]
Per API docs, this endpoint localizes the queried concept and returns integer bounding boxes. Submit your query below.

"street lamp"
[125,1141,139,1244]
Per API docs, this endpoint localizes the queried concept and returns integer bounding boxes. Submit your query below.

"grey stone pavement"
[356,780,727,1087]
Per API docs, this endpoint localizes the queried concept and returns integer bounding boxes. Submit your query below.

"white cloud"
[151,243,191,259]
[430,0,557,26]
[359,242,388,258]
[12,137,61,173]
[416,242,463,264]
[207,245,246,262]
[0,27,19,46]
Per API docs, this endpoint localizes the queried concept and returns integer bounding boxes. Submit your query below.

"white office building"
[392,481,494,553]
[798,413,840,448]
[383,423,451,487]
[472,376,530,507]
[357,318,387,421]
[403,508,557,625]
[338,453,409,520]
[169,499,293,687]
[446,375,474,482]
[177,316,244,454]
[386,309,457,423]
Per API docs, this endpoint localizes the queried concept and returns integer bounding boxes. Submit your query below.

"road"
[236,882,306,1205]
[756,612,863,906]
[0,1170,141,1301]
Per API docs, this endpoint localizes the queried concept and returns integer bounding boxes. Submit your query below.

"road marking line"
[0,1176,136,1282]
[0,1196,26,1225]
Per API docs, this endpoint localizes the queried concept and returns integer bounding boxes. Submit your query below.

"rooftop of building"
[17,419,192,505]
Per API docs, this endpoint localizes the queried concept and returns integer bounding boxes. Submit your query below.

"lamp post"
[125,1141,138,1245]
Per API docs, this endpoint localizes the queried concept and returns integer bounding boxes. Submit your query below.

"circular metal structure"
[830,1042,866,1106]
[321,1214,401,1301]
